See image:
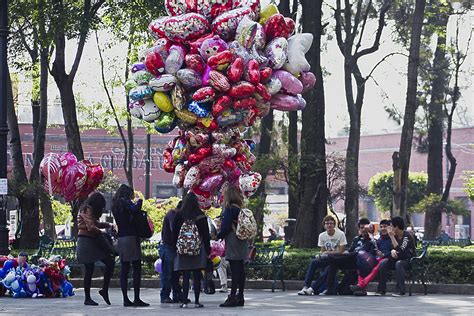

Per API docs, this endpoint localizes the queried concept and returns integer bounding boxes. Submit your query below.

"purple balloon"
[271,70,303,95]
[154,259,162,274]
[270,93,301,111]
[299,71,316,93]
[131,62,146,73]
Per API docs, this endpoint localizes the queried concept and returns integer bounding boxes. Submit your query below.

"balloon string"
[47,155,53,196]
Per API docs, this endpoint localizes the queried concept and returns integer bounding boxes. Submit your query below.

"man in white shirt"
[298,215,347,295]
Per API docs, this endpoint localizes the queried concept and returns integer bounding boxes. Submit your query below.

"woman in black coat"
[172,192,211,308]
[112,184,149,307]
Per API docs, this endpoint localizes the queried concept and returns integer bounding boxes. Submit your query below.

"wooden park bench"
[246,243,286,292]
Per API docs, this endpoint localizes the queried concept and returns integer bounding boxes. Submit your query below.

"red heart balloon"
[263,14,292,41]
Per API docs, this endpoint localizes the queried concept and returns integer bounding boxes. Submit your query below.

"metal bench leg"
[271,266,276,292]
[280,267,285,292]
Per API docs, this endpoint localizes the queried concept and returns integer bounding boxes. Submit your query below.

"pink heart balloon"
[61,161,87,202]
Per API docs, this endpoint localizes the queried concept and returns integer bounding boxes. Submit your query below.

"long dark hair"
[112,184,134,213]
[83,192,106,219]
[180,192,203,220]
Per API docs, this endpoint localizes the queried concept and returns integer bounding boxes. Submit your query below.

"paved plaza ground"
[0,288,472,315]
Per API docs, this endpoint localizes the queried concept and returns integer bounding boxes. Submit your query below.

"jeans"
[217,258,229,286]
[304,256,331,287]
[377,258,410,294]
[159,244,182,301]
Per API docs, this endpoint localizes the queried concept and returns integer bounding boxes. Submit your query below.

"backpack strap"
[194,214,206,222]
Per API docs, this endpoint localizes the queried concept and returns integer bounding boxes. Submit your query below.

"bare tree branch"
[364,52,408,81]
[354,1,392,60]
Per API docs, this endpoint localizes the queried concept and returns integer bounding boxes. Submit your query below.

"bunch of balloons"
[125,0,316,203]
[40,152,104,202]
[0,256,74,298]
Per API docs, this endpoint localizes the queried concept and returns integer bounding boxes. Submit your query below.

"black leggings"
[120,260,142,301]
[229,260,245,296]
[182,270,201,304]
[84,256,115,300]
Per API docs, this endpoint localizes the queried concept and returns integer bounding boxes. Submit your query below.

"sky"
[14,3,473,138]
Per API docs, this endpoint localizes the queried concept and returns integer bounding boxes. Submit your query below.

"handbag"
[132,210,154,239]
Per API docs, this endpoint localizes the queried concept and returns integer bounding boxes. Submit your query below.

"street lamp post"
[0,0,10,255]
[145,133,151,199]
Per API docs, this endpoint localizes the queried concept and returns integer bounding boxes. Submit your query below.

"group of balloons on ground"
[126,0,316,207]
[39,152,104,202]
[0,255,74,298]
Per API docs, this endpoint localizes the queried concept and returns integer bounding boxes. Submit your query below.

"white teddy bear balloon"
[283,33,313,76]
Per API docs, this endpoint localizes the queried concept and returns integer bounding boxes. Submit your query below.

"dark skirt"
[174,245,207,272]
[77,235,108,264]
[224,231,249,261]
[117,236,141,262]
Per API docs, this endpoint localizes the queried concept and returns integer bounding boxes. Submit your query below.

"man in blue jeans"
[159,201,183,303]
[298,215,347,295]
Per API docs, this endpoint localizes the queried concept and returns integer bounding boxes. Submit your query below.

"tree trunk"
[293,0,327,248]
[344,112,361,240]
[30,48,49,181]
[253,109,274,241]
[55,80,84,160]
[279,0,300,241]
[398,0,426,220]
[424,11,449,239]
[18,196,40,249]
[392,151,401,217]
[6,70,40,248]
[40,195,56,240]
[124,23,135,189]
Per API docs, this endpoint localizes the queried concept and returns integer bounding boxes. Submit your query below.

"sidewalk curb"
[70,278,474,295]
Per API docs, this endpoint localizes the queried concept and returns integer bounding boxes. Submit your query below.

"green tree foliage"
[368,171,427,212]
[51,199,72,225]
[411,193,469,216]
[97,171,122,194]
[463,172,474,200]
[134,193,221,233]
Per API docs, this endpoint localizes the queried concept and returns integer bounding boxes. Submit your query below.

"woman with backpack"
[112,184,149,307]
[172,192,211,308]
[217,185,249,307]
[76,192,115,306]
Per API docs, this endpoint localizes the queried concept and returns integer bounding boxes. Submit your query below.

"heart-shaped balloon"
[61,161,87,202]
[163,13,210,43]
[199,174,224,193]
[183,166,200,189]
[40,153,62,195]
[238,172,262,197]
[80,160,104,198]
[263,14,293,41]
[299,71,317,92]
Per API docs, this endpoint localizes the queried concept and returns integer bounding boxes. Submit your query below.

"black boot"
[236,293,244,306]
[219,295,238,307]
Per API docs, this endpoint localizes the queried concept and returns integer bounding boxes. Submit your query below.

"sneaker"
[392,292,405,297]
[353,289,367,296]
[194,303,204,308]
[319,289,336,296]
[375,291,386,296]
[219,285,228,293]
[298,286,314,296]
[180,303,188,308]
